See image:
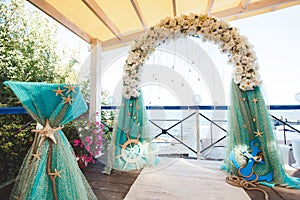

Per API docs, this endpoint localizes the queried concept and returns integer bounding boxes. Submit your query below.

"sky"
[57,5,300,106]
[230,5,300,105]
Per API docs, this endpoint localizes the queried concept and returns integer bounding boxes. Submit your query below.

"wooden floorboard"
[82,160,140,200]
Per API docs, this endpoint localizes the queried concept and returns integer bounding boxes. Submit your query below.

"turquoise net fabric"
[224,80,300,188]
[104,93,156,173]
[5,81,97,200]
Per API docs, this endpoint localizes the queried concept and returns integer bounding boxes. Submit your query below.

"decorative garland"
[122,13,261,99]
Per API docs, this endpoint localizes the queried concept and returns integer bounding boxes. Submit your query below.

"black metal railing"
[2,105,300,157]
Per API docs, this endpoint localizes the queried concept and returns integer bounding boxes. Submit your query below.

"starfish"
[62,94,74,105]
[32,119,62,144]
[252,98,259,104]
[254,129,263,137]
[53,86,66,96]
[64,85,77,94]
[48,168,63,179]
[32,150,41,161]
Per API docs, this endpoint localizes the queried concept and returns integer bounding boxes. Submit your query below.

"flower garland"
[122,13,261,99]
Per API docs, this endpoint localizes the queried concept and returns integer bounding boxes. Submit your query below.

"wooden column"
[89,38,102,121]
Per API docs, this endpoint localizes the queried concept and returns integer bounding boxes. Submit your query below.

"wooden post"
[89,38,102,121]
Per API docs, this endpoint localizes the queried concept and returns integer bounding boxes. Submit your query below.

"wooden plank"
[240,0,251,9]
[82,0,121,40]
[83,159,140,200]
[205,0,215,15]
[212,0,299,18]
[172,0,177,16]
[130,0,148,30]
[28,0,92,44]
[102,31,144,51]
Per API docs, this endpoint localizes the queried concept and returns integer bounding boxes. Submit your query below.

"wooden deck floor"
[83,160,140,200]
[83,152,300,200]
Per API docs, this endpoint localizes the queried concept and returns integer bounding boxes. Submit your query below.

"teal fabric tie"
[5,81,97,200]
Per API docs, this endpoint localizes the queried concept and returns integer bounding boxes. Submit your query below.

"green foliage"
[0,114,35,185]
[0,0,74,107]
[0,0,78,185]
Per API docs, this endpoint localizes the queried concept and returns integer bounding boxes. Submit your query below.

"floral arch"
[122,13,261,99]
[105,13,300,189]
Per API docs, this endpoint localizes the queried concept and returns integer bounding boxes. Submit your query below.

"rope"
[225,176,269,200]
[47,142,58,200]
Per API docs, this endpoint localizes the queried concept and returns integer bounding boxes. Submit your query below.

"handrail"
[270,114,300,133]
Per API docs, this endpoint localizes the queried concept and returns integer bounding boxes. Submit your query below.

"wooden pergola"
[27,0,300,117]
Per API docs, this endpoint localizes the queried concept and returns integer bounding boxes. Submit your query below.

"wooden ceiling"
[28,0,300,50]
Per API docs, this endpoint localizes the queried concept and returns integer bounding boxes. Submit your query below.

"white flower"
[233,75,242,84]
[122,14,261,99]
[235,66,243,74]
[130,79,138,87]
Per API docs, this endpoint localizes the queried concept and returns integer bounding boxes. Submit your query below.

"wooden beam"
[82,0,121,40]
[27,0,92,44]
[102,31,144,51]
[212,0,298,18]
[240,0,251,9]
[172,0,177,16]
[130,0,148,30]
[205,0,215,15]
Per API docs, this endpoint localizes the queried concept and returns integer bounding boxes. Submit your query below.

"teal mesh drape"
[5,81,97,200]
[104,93,156,173]
[224,80,300,188]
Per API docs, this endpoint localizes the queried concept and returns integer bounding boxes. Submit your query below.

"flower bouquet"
[72,112,103,167]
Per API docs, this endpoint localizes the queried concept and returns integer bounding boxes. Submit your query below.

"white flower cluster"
[122,13,261,99]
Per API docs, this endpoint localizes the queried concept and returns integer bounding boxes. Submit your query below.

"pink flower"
[87,121,92,126]
[85,145,90,152]
[85,136,92,145]
[95,140,102,145]
[73,139,81,146]
[92,129,98,134]
[85,153,93,163]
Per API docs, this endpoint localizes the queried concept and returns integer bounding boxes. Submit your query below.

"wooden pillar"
[89,38,102,121]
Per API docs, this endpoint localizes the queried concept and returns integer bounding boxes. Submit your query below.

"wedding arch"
[104,13,300,189]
